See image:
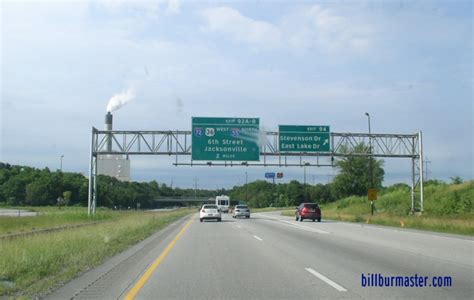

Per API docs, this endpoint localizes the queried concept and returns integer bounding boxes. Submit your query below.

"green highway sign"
[192,117,260,161]
[279,125,331,152]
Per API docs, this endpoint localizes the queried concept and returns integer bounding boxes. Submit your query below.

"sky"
[1,0,473,189]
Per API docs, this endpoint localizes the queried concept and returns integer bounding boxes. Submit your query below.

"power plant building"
[97,112,131,181]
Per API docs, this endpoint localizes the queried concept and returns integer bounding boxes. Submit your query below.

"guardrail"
[0,209,38,217]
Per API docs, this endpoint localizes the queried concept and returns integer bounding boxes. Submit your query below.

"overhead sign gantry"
[88,116,424,216]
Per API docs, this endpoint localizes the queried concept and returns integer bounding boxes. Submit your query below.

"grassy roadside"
[319,181,473,235]
[280,209,474,235]
[0,206,116,235]
[277,181,474,235]
[0,208,193,297]
[251,207,290,213]
[280,210,295,218]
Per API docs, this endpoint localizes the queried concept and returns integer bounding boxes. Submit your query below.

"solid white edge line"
[257,213,474,243]
[254,213,329,234]
[281,220,330,234]
[253,235,263,241]
[305,268,348,292]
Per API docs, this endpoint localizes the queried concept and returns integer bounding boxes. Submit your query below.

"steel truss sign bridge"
[88,122,424,217]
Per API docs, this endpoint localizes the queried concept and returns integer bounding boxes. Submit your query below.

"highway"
[48,211,474,299]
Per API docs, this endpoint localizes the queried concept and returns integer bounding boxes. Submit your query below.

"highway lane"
[130,212,473,299]
[245,212,473,299]
[133,214,332,299]
[47,211,473,299]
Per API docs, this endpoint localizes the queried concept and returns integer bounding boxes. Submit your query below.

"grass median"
[0,207,193,297]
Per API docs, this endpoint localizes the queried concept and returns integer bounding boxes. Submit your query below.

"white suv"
[200,204,222,222]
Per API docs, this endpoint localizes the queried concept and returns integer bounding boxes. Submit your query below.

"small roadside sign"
[265,172,275,179]
[368,188,378,201]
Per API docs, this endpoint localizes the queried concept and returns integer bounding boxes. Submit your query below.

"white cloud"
[166,0,180,14]
[199,5,374,53]
[287,5,374,53]
[97,0,161,18]
[1,1,472,186]
[95,0,182,17]
[200,7,282,49]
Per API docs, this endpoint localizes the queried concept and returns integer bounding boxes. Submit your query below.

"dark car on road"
[295,203,321,222]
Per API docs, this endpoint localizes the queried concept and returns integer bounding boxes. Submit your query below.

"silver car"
[233,205,250,218]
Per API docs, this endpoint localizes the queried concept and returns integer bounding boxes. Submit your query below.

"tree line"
[228,144,385,207]
[0,143,388,208]
[0,163,220,208]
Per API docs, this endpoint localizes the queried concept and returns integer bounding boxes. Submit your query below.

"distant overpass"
[153,197,214,205]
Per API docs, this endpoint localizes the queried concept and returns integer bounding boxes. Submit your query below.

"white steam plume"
[106,88,136,112]
[237,124,269,148]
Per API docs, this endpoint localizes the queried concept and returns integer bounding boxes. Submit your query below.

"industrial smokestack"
[105,112,113,131]
[105,112,113,151]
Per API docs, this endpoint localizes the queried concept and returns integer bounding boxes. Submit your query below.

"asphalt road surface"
[48,211,474,299]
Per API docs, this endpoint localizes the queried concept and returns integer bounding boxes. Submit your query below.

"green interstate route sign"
[279,125,331,152]
[192,117,260,161]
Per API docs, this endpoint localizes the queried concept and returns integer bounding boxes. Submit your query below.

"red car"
[295,203,321,222]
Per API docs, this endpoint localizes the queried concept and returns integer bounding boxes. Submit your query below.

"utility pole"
[365,112,374,215]
[245,171,248,203]
[424,158,431,181]
[58,154,65,209]
[193,177,198,200]
[60,155,64,172]
[303,162,308,202]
